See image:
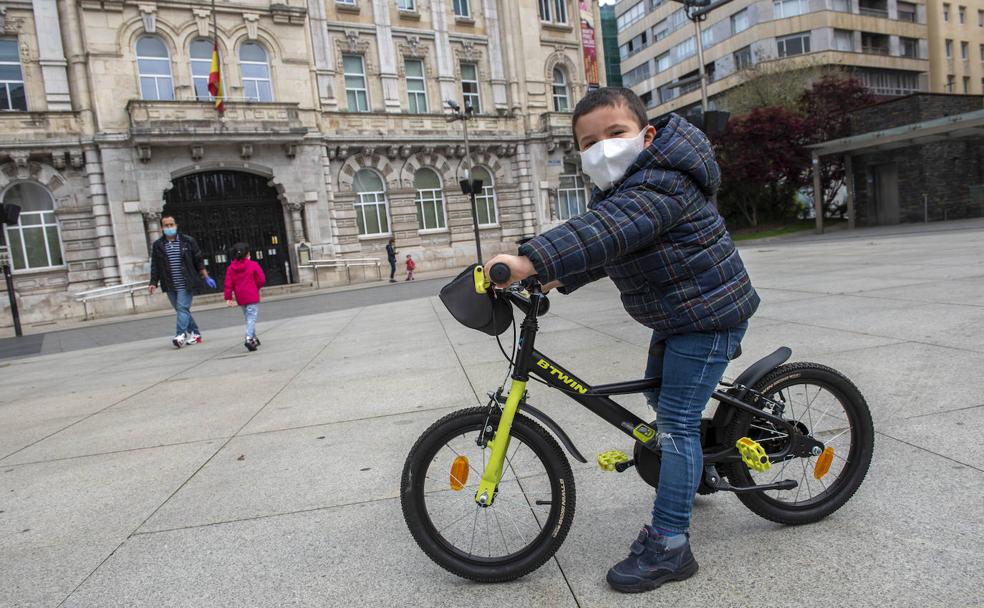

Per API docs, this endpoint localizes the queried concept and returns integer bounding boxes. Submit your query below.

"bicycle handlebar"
[489,262,512,285]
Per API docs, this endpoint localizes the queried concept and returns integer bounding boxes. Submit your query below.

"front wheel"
[724,363,874,525]
[401,407,576,582]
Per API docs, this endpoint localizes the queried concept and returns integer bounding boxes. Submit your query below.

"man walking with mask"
[148,215,216,348]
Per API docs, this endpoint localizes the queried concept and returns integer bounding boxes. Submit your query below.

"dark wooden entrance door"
[163,171,290,293]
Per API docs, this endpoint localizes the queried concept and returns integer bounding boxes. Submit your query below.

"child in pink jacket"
[224,242,266,351]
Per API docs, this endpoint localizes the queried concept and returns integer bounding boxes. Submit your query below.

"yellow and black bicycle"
[401,263,874,582]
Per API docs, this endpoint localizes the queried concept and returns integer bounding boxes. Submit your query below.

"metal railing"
[861,45,891,55]
[302,258,382,288]
[859,7,888,17]
[74,280,149,320]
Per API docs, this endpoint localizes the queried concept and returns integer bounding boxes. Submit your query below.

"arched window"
[552,67,570,112]
[557,162,587,220]
[470,166,498,226]
[190,39,216,101]
[353,169,390,236]
[240,42,273,102]
[136,36,174,100]
[414,168,447,231]
[2,182,64,270]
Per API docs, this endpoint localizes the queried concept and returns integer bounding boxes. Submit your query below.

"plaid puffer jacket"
[519,113,759,338]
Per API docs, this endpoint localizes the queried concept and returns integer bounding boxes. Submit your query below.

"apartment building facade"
[928,1,984,94]
[0,0,606,325]
[614,0,931,117]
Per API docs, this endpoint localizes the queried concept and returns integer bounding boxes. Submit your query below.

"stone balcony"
[0,112,83,148]
[127,100,314,144]
[538,111,575,138]
[537,112,576,153]
[323,111,524,141]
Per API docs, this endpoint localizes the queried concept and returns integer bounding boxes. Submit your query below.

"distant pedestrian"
[223,242,266,352]
[148,215,215,348]
[386,238,398,283]
[405,253,416,281]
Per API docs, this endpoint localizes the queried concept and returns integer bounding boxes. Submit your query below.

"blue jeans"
[242,304,258,339]
[166,289,200,337]
[643,321,747,534]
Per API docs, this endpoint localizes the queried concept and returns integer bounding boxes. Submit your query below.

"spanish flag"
[208,40,224,113]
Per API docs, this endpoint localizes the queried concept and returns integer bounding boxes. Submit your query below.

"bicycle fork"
[474,379,526,506]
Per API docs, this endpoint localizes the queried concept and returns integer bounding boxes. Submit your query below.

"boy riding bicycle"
[485,88,759,593]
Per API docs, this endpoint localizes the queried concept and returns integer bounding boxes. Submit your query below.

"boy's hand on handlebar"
[484,254,536,287]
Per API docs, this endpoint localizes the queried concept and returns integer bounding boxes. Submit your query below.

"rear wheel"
[724,363,874,525]
[401,407,576,582]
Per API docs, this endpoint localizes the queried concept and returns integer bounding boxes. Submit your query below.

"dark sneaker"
[253,336,260,346]
[245,337,258,352]
[606,525,699,593]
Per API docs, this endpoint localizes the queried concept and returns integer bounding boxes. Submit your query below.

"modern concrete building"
[0,0,607,325]
[614,0,932,117]
[927,1,984,94]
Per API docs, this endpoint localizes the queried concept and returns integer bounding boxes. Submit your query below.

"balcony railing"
[862,45,891,55]
[0,111,82,145]
[127,100,312,143]
[859,7,889,17]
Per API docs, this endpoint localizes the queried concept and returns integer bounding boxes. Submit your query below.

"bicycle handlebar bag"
[439,264,513,336]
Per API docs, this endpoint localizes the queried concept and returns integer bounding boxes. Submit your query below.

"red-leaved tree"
[797,75,876,215]
[714,107,812,226]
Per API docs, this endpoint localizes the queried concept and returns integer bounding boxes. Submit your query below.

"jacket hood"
[596,113,721,199]
[227,258,251,274]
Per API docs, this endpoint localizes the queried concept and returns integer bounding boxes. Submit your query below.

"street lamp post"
[672,0,734,130]
[0,202,23,337]
[446,99,485,264]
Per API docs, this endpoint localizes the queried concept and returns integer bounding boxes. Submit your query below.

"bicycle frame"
[474,285,822,506]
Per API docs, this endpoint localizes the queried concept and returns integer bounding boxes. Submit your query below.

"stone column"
[513,143,537,238]
[31,0,71,110]
[57,0,94,130]
[286,201,306,244]
[372,0,402,112]
[499,0,527,114]
[481,0,508,111]
[307,0,337,109]
[321,145,340,254]
[141,210,161,257]
[83,146,121,285]
[430,0,458,103]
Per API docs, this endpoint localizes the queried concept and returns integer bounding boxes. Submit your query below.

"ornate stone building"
[0,0,606,325]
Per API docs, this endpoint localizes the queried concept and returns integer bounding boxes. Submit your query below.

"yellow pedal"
[597,450,630,472]
[736,437,771,472]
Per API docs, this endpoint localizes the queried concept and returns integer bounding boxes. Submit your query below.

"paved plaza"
[1,220,983,607]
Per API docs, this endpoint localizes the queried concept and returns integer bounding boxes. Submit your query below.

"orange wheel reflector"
[450,456,470,491]
[814,447,835,480]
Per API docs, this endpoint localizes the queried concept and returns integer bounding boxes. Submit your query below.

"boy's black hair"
[571,87,649,142]
[230,242,250,260]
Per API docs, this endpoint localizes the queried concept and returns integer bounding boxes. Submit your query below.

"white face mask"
[579,129,648,191]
